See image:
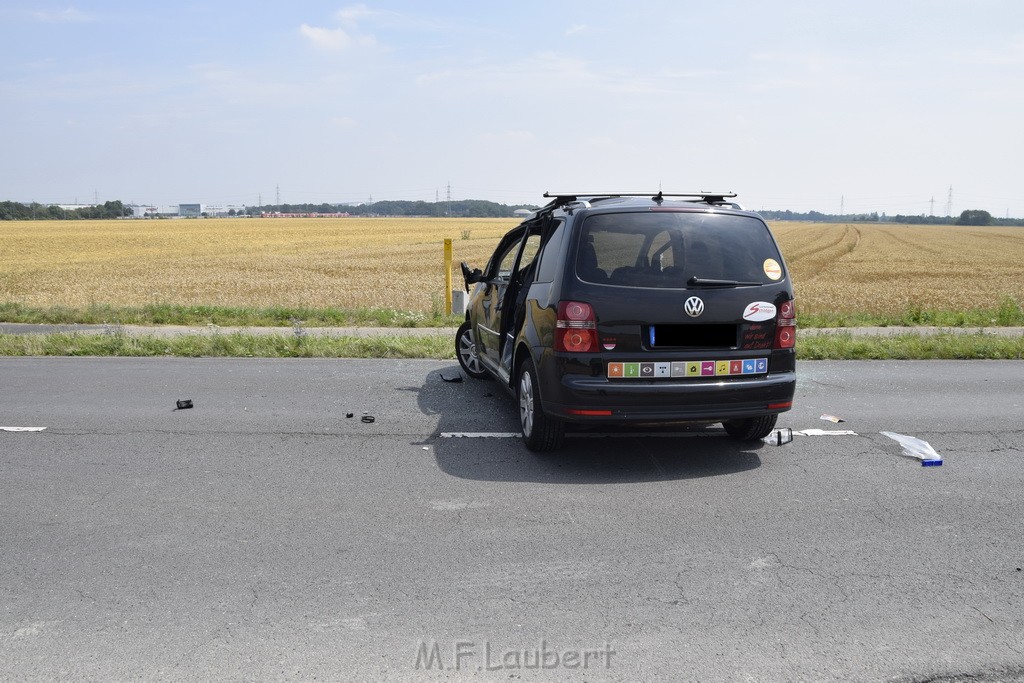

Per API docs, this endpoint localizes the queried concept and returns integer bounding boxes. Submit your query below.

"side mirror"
[460,262,484,291]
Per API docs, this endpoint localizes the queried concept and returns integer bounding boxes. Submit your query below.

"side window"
[519,233,542,272]
[489,228,526,279]
[534,221,565,283]
[494,224,545,281]
[496,244,519,279]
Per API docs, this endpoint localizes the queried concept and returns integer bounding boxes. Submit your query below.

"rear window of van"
[575,211,784,288]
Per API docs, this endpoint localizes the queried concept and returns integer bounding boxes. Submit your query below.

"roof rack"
[542,191,738,207]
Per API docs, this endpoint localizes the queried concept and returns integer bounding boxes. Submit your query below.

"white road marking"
[440,431,722,439]
[0,427,47,432]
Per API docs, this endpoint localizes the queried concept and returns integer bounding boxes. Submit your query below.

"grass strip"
[799,297,1024,328]
[0,333,453,359]
[797,332,1024,360]
[0,331,1021,360]
[2,298,1022,329]
[0,302,464,328]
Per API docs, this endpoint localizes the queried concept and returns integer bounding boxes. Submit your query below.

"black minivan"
[456,192,796,451]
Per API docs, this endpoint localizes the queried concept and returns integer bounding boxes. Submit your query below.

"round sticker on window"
[763,258,782,281]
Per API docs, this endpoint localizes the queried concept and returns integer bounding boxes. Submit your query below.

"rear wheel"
[518,357,564,452]
[455,321,489,379]
[723,414,778,441]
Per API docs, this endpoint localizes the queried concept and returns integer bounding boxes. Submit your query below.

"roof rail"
[542,191,738,207]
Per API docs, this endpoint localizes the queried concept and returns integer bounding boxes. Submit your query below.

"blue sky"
[2,1,1022,215]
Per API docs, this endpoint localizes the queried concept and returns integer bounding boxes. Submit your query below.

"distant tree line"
[247,199,535,218]
[0,198,534,220]
[0,200,131,220]
[760,209,882,223]
[4,198,1022,225]
[760,208,1023,227]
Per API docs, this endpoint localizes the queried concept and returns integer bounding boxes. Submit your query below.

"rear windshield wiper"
[687,276,762,287]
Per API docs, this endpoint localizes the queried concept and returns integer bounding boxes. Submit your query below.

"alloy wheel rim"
[519,371,534,437]
[458,330,482,374]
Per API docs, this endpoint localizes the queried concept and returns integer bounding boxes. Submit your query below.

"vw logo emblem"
[685,296,705,317]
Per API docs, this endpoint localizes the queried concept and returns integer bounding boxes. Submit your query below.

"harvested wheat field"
[770,222,1024,315]
[0,217,513,311]
[1,217,1022,316]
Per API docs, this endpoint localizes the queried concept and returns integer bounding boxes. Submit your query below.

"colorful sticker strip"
[607,358,768,379]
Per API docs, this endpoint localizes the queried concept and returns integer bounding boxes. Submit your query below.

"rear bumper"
[542,371,796,424]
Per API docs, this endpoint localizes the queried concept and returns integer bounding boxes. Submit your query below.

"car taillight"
[555,301,598,353]
[774,299,797,349]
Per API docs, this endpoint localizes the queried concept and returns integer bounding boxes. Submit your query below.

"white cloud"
[32,7,92,22]
[300,24,353,51]
[565,24,590,36]
[335,4,420,29]
[299,23,376,51]
[299,5,385,53]
[336,4,375,25]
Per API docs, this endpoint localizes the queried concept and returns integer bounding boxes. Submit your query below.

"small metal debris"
[440,373,464,383]
[820,414,844,423]
[361,415,375,423]
[175,399,193,410]
[345,412,354,418]
[763,428,793,446]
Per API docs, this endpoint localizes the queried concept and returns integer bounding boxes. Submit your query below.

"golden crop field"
[1,217,1022,315]
[770,222,1024,314]
[0,217,513,311]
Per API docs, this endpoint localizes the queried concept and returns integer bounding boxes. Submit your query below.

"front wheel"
[723,414,778,441]
[517,357,564,452]
[455,321,489,379]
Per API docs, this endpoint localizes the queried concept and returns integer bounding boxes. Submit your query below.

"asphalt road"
[1,358,1022,682]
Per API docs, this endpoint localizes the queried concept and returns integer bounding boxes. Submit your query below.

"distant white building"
[201,204,247,217]
[129,205,159,218]
[127,204,180,217]
[175,203,248,217]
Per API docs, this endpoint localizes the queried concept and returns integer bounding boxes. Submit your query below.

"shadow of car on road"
[414,365,764,485]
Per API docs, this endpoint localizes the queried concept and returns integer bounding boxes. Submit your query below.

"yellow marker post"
[443,238,453,315]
